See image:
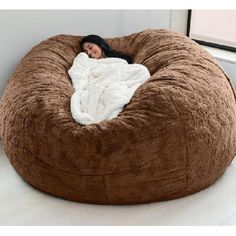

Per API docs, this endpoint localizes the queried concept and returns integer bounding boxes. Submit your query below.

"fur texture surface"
[0,29,235,204]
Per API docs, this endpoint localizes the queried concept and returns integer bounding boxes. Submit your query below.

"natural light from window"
[189,10,236,49]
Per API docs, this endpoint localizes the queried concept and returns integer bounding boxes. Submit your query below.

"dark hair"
[80,34,133,64]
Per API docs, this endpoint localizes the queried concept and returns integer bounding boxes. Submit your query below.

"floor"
[1,141,236,226]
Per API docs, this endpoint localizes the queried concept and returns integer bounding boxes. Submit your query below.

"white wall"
[220,61,236,87]
[0,10,189,97]
[0,10,123,97]
[0,10,235,97]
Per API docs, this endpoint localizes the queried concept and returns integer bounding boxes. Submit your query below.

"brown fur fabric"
[0,29,235,204]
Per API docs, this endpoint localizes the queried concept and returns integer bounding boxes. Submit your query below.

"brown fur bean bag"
[0,29,236,204]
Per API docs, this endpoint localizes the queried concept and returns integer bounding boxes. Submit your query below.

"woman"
[80,34,133,64]
[69,34,149,125]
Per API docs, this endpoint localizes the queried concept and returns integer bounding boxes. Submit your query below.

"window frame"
[186,9,236,53]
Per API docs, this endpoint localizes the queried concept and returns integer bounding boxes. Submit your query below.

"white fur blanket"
[68,52,150,125]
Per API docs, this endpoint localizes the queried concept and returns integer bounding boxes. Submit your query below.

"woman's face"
[82,42,104,59]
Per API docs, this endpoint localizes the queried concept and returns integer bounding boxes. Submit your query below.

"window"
[187,10,236,52]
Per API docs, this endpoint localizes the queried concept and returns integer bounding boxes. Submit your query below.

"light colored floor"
[0,141,236,226]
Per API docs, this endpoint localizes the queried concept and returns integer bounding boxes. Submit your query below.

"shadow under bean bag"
[0,29,236,204]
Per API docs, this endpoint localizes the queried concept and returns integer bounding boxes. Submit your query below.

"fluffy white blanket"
[68,52,150,125]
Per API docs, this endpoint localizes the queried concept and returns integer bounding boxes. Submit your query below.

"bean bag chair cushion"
[0,29,235,204]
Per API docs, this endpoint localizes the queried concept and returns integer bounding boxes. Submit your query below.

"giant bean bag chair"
[0,29,236,204]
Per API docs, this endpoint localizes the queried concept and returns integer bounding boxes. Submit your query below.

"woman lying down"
[68,34,150,125]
